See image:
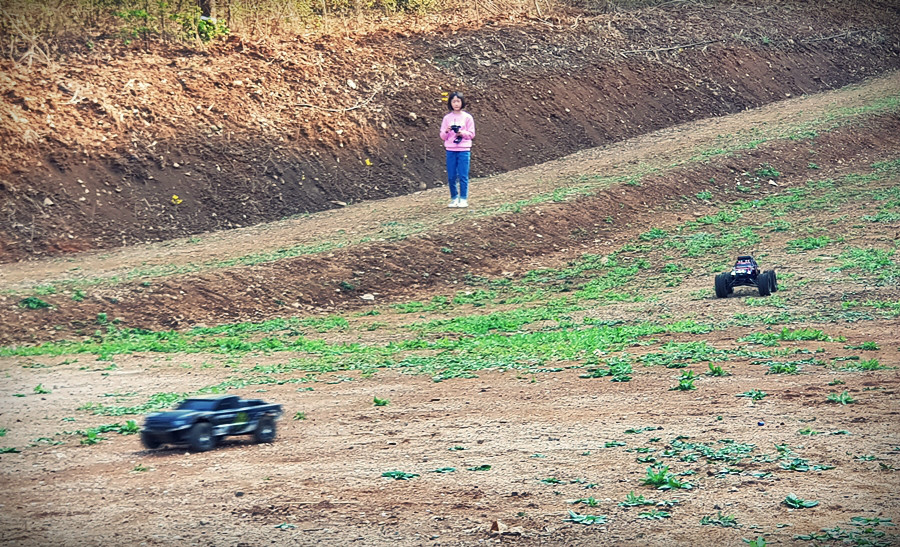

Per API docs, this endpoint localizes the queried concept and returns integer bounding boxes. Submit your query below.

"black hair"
[447,91,466,111]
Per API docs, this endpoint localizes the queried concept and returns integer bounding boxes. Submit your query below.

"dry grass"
[0,0,563,62]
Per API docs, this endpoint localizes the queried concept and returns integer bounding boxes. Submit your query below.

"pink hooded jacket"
[439,110,475,151]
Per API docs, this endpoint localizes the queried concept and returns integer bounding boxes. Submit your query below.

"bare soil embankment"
[1,1,899,259]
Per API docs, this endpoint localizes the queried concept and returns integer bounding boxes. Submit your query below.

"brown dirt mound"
[2,1,899,260]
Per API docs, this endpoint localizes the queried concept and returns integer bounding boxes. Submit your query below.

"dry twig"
[621,39,719,55]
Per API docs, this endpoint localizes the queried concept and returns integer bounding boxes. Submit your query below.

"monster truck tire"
[140,431,162,450]
[188,422,216,452]
[714,272,730,298]
[758,272,772,296]
[254,416,277,444]
[767,270,778,292]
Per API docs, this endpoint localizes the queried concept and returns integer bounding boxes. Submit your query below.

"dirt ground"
[1,3,900,546]
[1,72,899,544]
[2,1,900,259]
[0,342,898,546]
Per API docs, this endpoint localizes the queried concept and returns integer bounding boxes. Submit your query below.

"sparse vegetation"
[736,389,768,401]
[826,391,856,405]
[18,297,51,310]
[1,41,898,546]
[381,471,419,480]
[783,494,819,508]
[564,511,607,525]
[701,511,738,527]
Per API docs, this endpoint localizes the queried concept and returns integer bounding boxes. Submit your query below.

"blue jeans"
[446,150,470,200]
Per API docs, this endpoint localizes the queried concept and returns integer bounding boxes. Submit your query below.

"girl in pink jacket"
[439,91,475,208]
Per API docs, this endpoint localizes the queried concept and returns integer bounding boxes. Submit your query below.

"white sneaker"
[448,198,459,208]
[458,199,468,208]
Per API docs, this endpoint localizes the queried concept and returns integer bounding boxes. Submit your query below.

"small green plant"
[468,465,491,471]
[642,465,691,490]
[96,313,109,325]
[382,471,419,480]
[639,228,668,241]
[373,396,390,407]
[669,378,697,391]
[18,297,51,310]
[779,457,834,472]
[826,391,856,405]
[783,494,819,508]
[168,7,230,42]
[0,447,20,453]
[432,467,456,473]
[619,491,655,507]
[755,164,780,178]
[448,446,466,451]
[736,389,767,401]
[0,428,6,437]
[569,497,600,507]
[700,511,738,527]
[771,360,803,374]
[841,359,890,371]
[33,384,51,394]
[844,341,879,350]
[293,412,307,420]
[743,536,768,547]
[787,236,831,252]
[132,464,150,472]
[71,289,86,301]
[639,509,671,520]
[707,363,730,376]
[541,477,564,484]
[696,190,712,200]
[564,510,607,525]
[80,430,104,445]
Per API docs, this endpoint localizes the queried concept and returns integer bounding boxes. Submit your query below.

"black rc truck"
[140,395,283,452]
[715,255,778,298]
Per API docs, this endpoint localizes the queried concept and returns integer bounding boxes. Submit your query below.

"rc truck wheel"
[757,272,772,296]
[254,416,277,444]
[188,422,216,452]
[766,270,778,292]
[140,431,162,450]
[714,272,730,298]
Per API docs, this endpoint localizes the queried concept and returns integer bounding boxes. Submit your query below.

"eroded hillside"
[1,1,899,260]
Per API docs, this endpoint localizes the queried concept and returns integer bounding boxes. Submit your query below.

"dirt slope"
[2,69,899,345]
[1,43,899,547]
[2,1,899,260]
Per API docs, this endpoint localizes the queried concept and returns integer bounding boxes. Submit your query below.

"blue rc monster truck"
[140,395,283,452]
[714,255,778,298]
